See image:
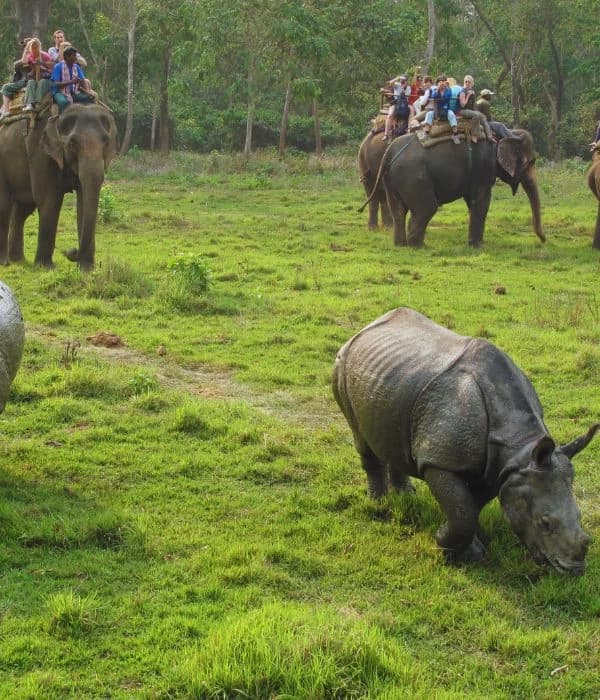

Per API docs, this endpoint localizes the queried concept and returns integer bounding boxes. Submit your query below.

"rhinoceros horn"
[561,423,600,459]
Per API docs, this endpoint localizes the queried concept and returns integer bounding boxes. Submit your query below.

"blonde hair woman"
[22,38,53,112]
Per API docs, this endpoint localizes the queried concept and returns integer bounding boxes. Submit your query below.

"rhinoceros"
[332,307,597,574]
[0,281,24,412]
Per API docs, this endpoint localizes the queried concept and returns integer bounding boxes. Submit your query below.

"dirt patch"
[30,325,342,430]
[87,331,125,348]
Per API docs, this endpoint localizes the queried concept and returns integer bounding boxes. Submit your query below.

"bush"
[168,254,212,295]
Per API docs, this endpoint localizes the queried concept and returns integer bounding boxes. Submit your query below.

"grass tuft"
[45,589,99,638]
[169,602,419,698]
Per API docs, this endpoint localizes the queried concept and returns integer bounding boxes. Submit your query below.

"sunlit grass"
[0,149,598,696]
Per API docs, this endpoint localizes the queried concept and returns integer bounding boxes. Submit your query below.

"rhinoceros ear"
[561,423,600,459]
[531,436,555,467]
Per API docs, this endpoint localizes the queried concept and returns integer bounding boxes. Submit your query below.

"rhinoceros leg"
[389,468,415,493]
[423,467,485,563]
[357,443,389,499]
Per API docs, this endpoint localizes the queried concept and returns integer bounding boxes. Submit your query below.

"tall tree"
[120,0,138,155]
[13,0,52,39]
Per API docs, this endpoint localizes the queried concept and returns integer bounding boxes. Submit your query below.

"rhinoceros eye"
[540,515,555,533]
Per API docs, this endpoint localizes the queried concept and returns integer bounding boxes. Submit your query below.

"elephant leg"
[35,196,64,268]
[9,202,35,262]
[423,467,484,563]
[380,195,393,228]
[0,198,12,265]
[407,199,437,247]
[385,187,408,246]
[466,188,491,247]
[593,203,600,250]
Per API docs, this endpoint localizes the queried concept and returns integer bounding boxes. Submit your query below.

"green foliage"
[168,254,212,295]
[97,186,122,224]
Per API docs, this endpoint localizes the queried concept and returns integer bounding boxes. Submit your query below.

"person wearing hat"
[476,88,494,121]
[50,45,94,113]
[382,74,414,141]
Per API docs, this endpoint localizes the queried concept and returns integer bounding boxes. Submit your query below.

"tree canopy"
[0,0,598,157]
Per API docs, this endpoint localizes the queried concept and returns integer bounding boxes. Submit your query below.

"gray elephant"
[0,104,118,271]
[361,128,545,247]
[0,281,24,412]
[358,131,393,230]
[332,308,597,573]
[587,143,600,249]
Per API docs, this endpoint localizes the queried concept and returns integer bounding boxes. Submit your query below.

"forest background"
[1,0,599,159]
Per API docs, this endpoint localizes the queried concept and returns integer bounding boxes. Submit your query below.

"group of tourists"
[0,28,95,120]
[380,68,496,144]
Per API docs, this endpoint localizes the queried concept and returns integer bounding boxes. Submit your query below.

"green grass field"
[0,148,598,698]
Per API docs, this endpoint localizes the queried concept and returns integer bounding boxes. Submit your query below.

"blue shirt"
[50,62,85,95]
[431,87,452,119]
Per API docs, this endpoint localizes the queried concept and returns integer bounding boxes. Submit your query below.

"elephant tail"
[357,136,415,213]
[357,143,394,213]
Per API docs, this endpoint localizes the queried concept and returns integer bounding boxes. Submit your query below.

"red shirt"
[409,82,421,105]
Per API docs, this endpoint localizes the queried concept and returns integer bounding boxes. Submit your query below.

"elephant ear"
[97,111,118,169]
[42,116,64,169]
[496,136,524,179]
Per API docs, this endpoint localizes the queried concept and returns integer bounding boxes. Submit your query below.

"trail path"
[30,326,341,430]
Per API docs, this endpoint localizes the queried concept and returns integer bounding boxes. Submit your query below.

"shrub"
[168,254,212,295]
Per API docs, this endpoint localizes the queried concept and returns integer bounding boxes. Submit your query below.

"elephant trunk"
[521,164,545,243]
[76,161,105,271]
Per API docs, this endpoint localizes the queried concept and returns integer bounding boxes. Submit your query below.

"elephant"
[0,281,24,412]
[587,144,600,249]
[358,131,393,230]
[361,127,545,247]
[0,104,118,271]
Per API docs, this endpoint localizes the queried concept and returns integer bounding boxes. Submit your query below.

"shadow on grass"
[0,468,149,557]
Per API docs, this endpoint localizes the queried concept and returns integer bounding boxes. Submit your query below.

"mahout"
[360,127,545,247]
[0,103,117,271]
[333,308,597,574]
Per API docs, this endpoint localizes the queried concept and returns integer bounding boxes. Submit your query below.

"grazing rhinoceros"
[0,281,24,412]
[332,307,597,574]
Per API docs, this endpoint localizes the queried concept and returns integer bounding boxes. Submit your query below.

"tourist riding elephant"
[358,131,393,230]
[587,145,600,249]
[0,104,118,271]
[362,128,545,247]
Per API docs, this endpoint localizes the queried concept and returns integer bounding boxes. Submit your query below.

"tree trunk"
[150,103,157,151]
[13,0,52,39]
[278,78,292,159]
[159,44,171,155]
[544,88,559,158]
[244,58,256,158]
[313,98,322,155]
[425,0,436,72]
[510,42,521,126]
[120,0,137,156]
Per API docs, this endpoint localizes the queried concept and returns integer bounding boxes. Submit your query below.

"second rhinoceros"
[332,307,597,574]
